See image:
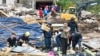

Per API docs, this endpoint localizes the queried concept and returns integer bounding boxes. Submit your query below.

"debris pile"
[81,10,92,19]
[78,13,100,33]
[21,15,38,24]
[83,32,100,51]
[79,21,98,33]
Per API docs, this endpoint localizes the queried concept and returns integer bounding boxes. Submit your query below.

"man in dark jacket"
[72,32,82,50]
[68,18,79,48]
[43,23,53,51]
[4,33,17,56]
[7,33,17,47]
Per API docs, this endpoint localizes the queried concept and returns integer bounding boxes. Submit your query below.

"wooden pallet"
[0,51,48,56]
[22,17,38,24]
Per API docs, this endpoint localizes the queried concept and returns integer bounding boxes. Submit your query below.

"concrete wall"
[0,0,15,5]
[6,0,15,5]
[0,0,3,4]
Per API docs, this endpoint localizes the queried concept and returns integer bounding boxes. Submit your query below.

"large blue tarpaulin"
[0,17,43,48]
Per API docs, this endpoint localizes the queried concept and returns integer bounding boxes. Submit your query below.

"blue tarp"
[0,17,43,48]
[0,17,25,24]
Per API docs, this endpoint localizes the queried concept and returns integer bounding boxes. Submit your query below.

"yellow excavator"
[61,7,78,22]
[61,1,98,22]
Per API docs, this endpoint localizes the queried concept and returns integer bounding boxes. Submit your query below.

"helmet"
[25,32,30,37]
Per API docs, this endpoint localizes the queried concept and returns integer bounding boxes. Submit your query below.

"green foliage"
[65,0,76,9]
[87,4,100,14]
[56,0,76,10]
[87,0,100,14]
[96,0,100,3]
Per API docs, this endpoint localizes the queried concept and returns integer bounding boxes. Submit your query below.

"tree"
[87,4,100,14]
[56,0,76,11]
[87,0,100,14]
[96,0,100,3]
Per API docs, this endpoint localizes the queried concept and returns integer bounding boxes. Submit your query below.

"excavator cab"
[61,7,78,22]
[68,7,76,14]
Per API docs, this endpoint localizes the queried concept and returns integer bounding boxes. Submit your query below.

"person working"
[55,29,62,51]
[68,18,79,49]
[72,32,82,50]
[44,6,49,17]
[7,33,17,47]
[60,23,70,56]
[4,33,17,55]
[39,8,43,18]
[43,23,53,52]
[17,32,30,46]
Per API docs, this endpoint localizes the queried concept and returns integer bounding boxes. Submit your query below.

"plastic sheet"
[0,17,43,48]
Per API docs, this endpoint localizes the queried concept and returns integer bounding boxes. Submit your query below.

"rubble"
[21,15,38,24]
[79,22,98,33]
[83,38,100,49]
[83,19,97,23]
[82,32,100,52]
[0,4,100,56]
[81,10,92,19]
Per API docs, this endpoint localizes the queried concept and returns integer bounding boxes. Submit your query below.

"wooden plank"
[83,43,100,52]
[0,10,9,17]
[0,52,48,56]
[22,17,38,24]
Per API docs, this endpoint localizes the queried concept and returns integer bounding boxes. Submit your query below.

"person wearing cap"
[43,23,53,51]
[60,23,70,56]
[68,18,79,49]
[17,32,30,46]
[4,33,17,55]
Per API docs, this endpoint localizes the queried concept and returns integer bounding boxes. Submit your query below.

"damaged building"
[0,0,54,10]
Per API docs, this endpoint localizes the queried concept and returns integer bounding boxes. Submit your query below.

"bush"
[87,4,100,14]
[56,0,76,11]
